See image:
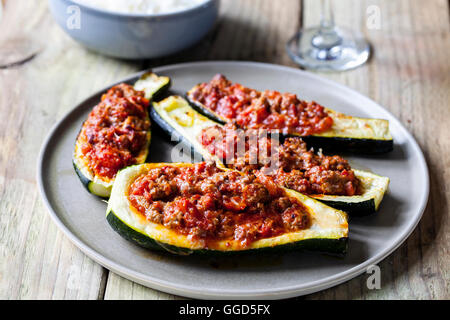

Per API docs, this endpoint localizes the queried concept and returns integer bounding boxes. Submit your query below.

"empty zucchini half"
[73,72,170,198]
[106,163,349,255]
[133,72,171,101]
[187,85,393,154]
[151,96,389,216]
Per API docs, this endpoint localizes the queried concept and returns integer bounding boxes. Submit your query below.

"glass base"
[286,26,370,71]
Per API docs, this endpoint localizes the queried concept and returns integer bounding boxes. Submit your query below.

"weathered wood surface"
[0,0,448,300]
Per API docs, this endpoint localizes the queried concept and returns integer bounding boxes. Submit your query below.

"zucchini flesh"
[151,96,220,163]
[73,158,112,199]
[151,96,389,216]
[309,169,389,216]
[134,72,171,100]
[186,86,393,154]
[304,109,393,154]
[106,163,349,255]
[73,73,170,198]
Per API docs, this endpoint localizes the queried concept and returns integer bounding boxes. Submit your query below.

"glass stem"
[311,0,342,59]
[319,0,335,31]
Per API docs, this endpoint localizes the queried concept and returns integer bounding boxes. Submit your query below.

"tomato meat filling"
[127,163,310,248]
[78,84,150,179]
[188,74,334,136]
[200,124,360,196]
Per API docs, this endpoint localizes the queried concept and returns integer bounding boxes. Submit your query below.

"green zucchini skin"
[150,107,182,143]
[185,94,393,155]
[72,124,114,199]
[185,96,227,125]
[106,210,192,254]
[107,210,348,255]
[134,72,171,101]
[73,160,110,199]
[302,135,393,155]
[151,80,171,101]
[149,107,206,161]
[315,198,376,217]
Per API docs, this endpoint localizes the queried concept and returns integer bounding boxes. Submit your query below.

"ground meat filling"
[78,84,150,179]
[127,163,310,248]
[199,124,360,196]
[189,74,334,136]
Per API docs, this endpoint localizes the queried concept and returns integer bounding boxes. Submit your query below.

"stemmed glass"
[286,0,370,71]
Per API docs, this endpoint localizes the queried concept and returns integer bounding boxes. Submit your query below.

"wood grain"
[0,0,141,299]
[0,0,448,300]
[302,0,450,300]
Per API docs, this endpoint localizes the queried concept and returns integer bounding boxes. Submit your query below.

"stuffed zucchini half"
[73,72,170,198]
[186,75,393,154]
[151,96,389,216]
[106,162,348,255]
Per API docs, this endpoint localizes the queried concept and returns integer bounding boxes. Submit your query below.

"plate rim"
[36,60,430,299]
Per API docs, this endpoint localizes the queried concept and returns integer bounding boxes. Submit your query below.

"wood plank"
[1,0,448,300]
[0,0,142,299]
[104,273,183,300]
[302,0,450,300]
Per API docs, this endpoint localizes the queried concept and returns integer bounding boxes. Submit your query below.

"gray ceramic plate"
[37,61,429,299]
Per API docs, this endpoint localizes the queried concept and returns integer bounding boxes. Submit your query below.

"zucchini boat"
[133,72,171,101]
[302,110,393,154]
[151,96,389,216]
[186,75,393,154]
[73,72,170,198]
[106,162,348,255]
[309,169,389,215]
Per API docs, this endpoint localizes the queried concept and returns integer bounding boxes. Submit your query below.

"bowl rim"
[64,0,216,18]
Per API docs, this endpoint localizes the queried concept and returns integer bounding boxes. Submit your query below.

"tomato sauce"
[200,124,360,196]
[189,74,334,136]
[127,163,310,248]
[78,84,150,179]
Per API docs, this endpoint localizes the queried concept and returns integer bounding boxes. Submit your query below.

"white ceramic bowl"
[48,0,219,59]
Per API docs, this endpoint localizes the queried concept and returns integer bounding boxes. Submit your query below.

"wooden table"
[0,0,448,300]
